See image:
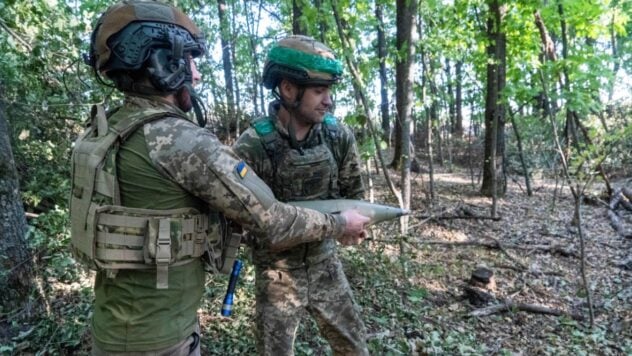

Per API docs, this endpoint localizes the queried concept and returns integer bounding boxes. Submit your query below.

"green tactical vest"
[251,114,342,201]
[70,104,233,289]
[249,114,342,268]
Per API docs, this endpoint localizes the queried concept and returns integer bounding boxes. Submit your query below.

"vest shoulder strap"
[250,116,282,174]
[250,115,344,171]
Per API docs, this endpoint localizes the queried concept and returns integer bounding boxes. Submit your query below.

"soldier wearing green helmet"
[72,3,370,354]
[234,35,369,355]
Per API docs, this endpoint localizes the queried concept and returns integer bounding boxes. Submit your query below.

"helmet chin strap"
[278,87,312,151]
[183,83,207,128]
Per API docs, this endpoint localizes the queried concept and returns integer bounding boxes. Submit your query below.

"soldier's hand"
[339,209,369,245]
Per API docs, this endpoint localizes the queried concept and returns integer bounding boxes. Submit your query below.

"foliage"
[0,0,631,354]
[0,208,92,355]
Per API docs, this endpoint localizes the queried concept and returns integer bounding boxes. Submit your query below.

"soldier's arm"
[142,118,346,251]
[232,128,268,173]
[337,124,365,200]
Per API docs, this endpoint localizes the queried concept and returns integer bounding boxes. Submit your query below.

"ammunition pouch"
[80,205,217,288]
[70,104,240,288]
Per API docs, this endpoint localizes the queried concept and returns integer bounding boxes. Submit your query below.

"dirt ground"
[362,165,632,354]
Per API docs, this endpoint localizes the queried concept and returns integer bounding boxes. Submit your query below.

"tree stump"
[470,266,496,291]
[464,267,497,307]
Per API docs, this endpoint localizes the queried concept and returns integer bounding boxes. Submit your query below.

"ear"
[278,79,297,102]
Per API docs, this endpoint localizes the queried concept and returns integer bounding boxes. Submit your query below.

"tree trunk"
[230,0,241,141]
[376,1,391,145]
[330,0,403,207]
[481,0,507,198]
[0,100,34,310]
[244,0,263,118]
[557,1,580,150]
[455,60,464,138]
[395,0,417,238]
[217,0,235,138]
[509,111,532,196]
[445,59,457,136]
[426,112,435,202]
[314,0,326,42]
[292,0,307,35]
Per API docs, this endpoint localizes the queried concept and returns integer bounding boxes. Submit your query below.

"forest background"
[1,0,631,354]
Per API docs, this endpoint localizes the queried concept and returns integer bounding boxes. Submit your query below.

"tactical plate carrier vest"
[251,114,341,202]
[70,105,236,289]
[249,114,341,268]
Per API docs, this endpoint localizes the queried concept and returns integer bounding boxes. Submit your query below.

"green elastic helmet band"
[268,46,343,76]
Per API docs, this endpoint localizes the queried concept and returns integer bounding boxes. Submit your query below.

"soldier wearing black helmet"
[72,2,369,354]
[234,35,369,355]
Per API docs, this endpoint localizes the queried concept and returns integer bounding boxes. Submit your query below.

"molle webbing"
[71,105,225,289]
[93,206,212,289]
[251,114,340,178]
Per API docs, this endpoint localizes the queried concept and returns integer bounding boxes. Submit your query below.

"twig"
[411,214,502,221]
[484,236,527,270]
[469,299,583,321]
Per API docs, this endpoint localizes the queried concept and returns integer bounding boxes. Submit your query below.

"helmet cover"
[262,35,343,89]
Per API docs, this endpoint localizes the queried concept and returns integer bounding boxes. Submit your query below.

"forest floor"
[353,166,631,355]
[2,164,631,355]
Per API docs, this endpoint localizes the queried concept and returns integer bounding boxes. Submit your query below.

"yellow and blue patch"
[235,161,248,178]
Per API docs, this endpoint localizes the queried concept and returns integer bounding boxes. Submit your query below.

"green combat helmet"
[261,35,343,89]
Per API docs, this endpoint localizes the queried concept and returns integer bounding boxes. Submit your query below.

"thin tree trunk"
[330,0,403,207]
[509,111,532,196]
[365,159,374,203]
[575,196,595,327]
[243,0,263,118]
[376,1,391,144]
[481,0,507,198]
[557,1,579,150]
[292,0,307,35]
[455,60,464,138]
[230,0,241,141]
[606,10,619,117]
[217,0,235,138]
[396,0,417,238]
[427,113,435,202]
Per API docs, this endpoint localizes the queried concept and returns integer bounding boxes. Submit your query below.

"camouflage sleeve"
[337,124,365,199]
[232,127,271,177]
[142,117,345,251]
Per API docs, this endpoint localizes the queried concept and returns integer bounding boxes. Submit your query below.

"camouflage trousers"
[254,255,368,356]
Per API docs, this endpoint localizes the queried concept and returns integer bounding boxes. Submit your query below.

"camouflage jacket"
[233,102,364,268]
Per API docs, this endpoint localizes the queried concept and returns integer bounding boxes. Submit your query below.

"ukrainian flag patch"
[236,161,248,178]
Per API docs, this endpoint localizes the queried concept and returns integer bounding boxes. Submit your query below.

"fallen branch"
[469,299,583,321]
[404,239,578,258]
[608,187,632,238]
[412,214,502,221]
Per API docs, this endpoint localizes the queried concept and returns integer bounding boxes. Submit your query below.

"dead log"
[469,299,584,321]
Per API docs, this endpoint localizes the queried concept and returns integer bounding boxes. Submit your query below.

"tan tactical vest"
[70,105,238,288]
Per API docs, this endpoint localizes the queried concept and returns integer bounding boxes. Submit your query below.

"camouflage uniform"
[234,101,368,356]
[84,96,347,353]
